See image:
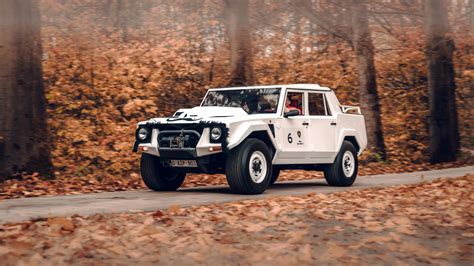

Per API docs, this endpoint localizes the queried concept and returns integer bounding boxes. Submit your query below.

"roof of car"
[208,84,332,91]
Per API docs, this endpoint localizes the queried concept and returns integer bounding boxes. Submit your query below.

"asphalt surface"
[0,166,472,224]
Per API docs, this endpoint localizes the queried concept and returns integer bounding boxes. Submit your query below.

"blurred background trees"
[350,0,386,160]
[1,0,472,180]
[225,0,255,86]
[424,0,460,163]
[0,0,52,179]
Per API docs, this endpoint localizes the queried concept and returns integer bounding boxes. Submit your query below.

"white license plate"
[170,160,197,168]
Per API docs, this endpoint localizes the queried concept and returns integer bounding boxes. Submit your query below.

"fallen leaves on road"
[0,175,473,265]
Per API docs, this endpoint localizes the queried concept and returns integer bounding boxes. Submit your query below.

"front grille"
[157,124,204,135]
[158,130,201,148]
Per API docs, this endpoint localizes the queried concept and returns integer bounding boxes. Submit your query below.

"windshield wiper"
[166,117,202,122]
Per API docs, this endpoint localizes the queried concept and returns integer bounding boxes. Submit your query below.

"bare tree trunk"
[224,0,255,86]
[424,0,460,163]
[292,10,303,61]
[0,0,53,179]
[351,0,387,159]
[116,0,129,42]
[469,0,474,31]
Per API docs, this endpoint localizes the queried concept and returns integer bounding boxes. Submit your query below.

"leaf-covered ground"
[1,175,472,265]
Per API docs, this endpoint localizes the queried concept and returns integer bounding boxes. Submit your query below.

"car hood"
[174,106,248,119]
[138,106,249,126]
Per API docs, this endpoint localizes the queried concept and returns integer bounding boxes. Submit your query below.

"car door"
[306,92,338,163]
[275,90,311,164]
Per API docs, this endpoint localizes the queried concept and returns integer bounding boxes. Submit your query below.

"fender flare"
[336,129,364,156]
[227,122,278,153]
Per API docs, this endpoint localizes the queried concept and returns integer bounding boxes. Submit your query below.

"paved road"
[0,166,472,224]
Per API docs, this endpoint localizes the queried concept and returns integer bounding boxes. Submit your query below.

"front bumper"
[160,152,225,174]
[158,147,197,159]
[133,121,229,156]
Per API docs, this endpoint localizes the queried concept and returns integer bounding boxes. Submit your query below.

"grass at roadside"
[0,174,472,265]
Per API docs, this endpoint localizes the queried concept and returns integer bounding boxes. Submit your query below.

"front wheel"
[270,167,280,185]
[140,153,185,191]
[323,141,358,187]
[225,138,272,194]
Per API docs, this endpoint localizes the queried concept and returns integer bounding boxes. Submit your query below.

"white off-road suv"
[133,84,367,194]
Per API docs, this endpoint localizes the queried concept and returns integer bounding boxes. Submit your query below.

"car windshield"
[201,88,281,114]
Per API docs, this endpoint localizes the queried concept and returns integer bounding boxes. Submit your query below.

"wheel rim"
[342,151,355,177]
[248,151,267,184]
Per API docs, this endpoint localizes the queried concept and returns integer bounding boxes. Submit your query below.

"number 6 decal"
[288,133,293,143]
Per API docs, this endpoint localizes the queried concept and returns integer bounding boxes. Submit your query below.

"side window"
[308,93,328,116]
[285,92,304,115]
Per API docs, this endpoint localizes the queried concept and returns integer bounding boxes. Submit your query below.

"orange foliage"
[2,0,471,196]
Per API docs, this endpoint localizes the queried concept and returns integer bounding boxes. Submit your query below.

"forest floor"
[0,156,472,200]
[0,174,472,265]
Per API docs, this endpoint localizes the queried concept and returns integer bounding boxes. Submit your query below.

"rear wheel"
[140,153,185,191]
[323,141,358,187]
[225,138,272,194]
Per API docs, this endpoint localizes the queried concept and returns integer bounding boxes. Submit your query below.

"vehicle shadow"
[176,180,328,194]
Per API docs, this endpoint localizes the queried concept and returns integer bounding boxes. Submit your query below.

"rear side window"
[308,93,328,116]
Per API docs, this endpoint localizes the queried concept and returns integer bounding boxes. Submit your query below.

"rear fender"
[336,129,366,156]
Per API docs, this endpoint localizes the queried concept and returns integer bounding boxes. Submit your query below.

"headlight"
[210,127,222,141]
[138,127,149,141]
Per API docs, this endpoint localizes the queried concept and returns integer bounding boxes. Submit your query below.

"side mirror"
[284,109,299,118]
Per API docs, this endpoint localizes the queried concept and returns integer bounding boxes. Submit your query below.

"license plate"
[170,160,197,168]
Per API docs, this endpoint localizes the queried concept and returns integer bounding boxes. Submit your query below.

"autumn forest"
[0,0,473,264]
[0,0,472,194]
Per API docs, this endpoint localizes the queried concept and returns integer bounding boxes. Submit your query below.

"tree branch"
[293,0,352,42]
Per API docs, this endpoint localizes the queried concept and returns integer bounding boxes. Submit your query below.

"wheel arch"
[336,129,364,156]
[227,122,277,159]
[245,131,277,157]
[343,136,360,153]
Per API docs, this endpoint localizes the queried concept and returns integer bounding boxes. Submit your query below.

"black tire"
[270,167,280,185]
[140,153,185,191]
[225,138,272,194]
[323,141,358,187]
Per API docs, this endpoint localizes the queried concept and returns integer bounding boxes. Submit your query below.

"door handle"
[330,122,337,126]
[302,122,309,126]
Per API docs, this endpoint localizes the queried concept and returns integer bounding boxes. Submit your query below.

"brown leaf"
[47,217,75,231]
[9,240,33,250]
[152,210,165,219]
[243,222,265,233]
[168,205,181,213]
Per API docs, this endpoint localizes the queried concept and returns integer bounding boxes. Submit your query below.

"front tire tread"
[140,153,185,191]
[225,138,272,194]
